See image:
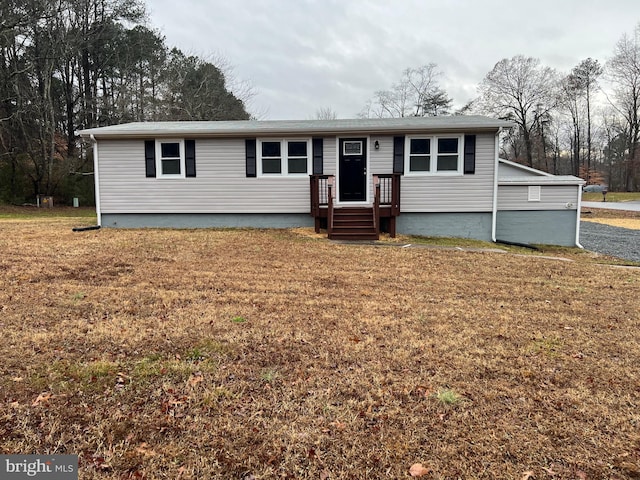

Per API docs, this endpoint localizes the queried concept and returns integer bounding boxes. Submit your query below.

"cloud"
[146,0,640,119]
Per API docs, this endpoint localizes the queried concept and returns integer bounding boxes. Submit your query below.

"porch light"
[374,140,380,150]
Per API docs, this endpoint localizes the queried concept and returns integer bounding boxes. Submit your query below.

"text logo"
[1,455,78,479]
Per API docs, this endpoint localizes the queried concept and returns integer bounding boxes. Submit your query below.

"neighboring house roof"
[78,116,514,139]
[498,159,584,185]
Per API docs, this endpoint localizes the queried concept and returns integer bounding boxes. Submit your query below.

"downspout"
[90,134,102,227]
[491,127,502,242]
[575,183,584,249]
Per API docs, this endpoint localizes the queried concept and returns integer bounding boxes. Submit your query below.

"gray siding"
[400,133,495,212]
[498,185,579,211]
[322,137,336,176]
[496,210,578,246]
[397,213,492,241]
[370,136,394,175]
[98,137,334,214]
[498,162,544,177]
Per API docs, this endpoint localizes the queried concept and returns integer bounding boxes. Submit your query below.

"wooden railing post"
[373,175,380,237]
[310,175,320,232]
[327,178,334,237]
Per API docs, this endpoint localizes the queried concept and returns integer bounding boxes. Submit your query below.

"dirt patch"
[582,207,640,220]
[1,218,639,479]
[582,217,640,230]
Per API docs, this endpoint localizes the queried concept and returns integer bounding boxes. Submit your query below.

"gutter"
[491,127,502,242]
[575,183,584,249]
[89,134,102,227]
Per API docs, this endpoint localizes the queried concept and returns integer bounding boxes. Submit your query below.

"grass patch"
[1,219,639,479]
[0,205,96,219]
[583,191,640,202]
[434,388,462,406]
[401,235,500,249]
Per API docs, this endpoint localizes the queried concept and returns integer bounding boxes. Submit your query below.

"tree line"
[360,24,640,191]
[0,0,251,205]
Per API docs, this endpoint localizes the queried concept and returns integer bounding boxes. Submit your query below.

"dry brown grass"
[582,218,640,230]
[1,216,639,479]
[581,207,640,231]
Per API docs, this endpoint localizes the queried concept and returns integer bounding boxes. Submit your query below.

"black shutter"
[312,137,323,175]
[185,139,196,177]
[464,135,476,174]
[145,140,156,178]
[246,139,256,177]
[393,136,405,174]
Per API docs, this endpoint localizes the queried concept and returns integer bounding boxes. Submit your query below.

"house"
[79,116,585,246]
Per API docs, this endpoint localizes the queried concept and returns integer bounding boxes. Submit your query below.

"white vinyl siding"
[98,138,330,214]
[400,133,495,212]
[498,162,545,178]
[498,185,579,210]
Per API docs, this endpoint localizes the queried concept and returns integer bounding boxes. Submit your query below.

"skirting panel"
[101,213,314,229]
[496,210,578,246]
[396,213,493,241]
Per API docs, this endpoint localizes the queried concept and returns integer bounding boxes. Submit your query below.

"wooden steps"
[329,207,378,240]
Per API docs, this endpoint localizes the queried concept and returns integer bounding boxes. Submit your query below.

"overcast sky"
[145,0,639,120]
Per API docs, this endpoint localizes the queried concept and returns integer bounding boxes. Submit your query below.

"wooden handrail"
[375,173,401,213]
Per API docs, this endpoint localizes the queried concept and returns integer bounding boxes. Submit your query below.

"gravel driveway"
[580,221,640,263]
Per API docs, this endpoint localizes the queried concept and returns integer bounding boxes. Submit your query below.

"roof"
[498,158,552,177]
[498,176,585,186]
[497,159,584,185]
[79,116,514,139]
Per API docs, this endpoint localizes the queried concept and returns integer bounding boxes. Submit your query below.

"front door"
[339,138,367,202]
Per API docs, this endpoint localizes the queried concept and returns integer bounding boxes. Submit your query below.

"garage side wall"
[496,210,577,246]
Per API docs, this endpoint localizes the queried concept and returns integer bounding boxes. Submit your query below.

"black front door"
[339,138,367,202]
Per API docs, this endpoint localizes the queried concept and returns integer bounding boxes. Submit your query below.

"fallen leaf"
[542,466,557,475]
[521,471,534,480]
[409,463,431,477]
[320,469,330,480]
[187,373,203,387]
[11,376,23,382]
[32,392,53,406]
[330,421,346,430]
[135,442,157,457]
[576,470,587,480]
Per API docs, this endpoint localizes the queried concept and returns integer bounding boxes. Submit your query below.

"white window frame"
[155,139,185,179]
[528,185,541,202]
[404,135,464,176]
[257,138,312,177]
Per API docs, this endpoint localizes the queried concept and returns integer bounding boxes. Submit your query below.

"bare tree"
[558,75,585,176]
[606,23,640,191]
[314,107,337,120]
[476,55,559,168]
[569,58,603,175]
[361,63,452,118]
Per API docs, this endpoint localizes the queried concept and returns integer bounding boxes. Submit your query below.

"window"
[343,141,362,155]
[156,139,185,178]
[261,141,282,174]
[258,139,310,176]
[409,138,430,172]
[405,136,463,175]
[287,141,308,174]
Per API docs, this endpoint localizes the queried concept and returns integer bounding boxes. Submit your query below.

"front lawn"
[1,218,638,479]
